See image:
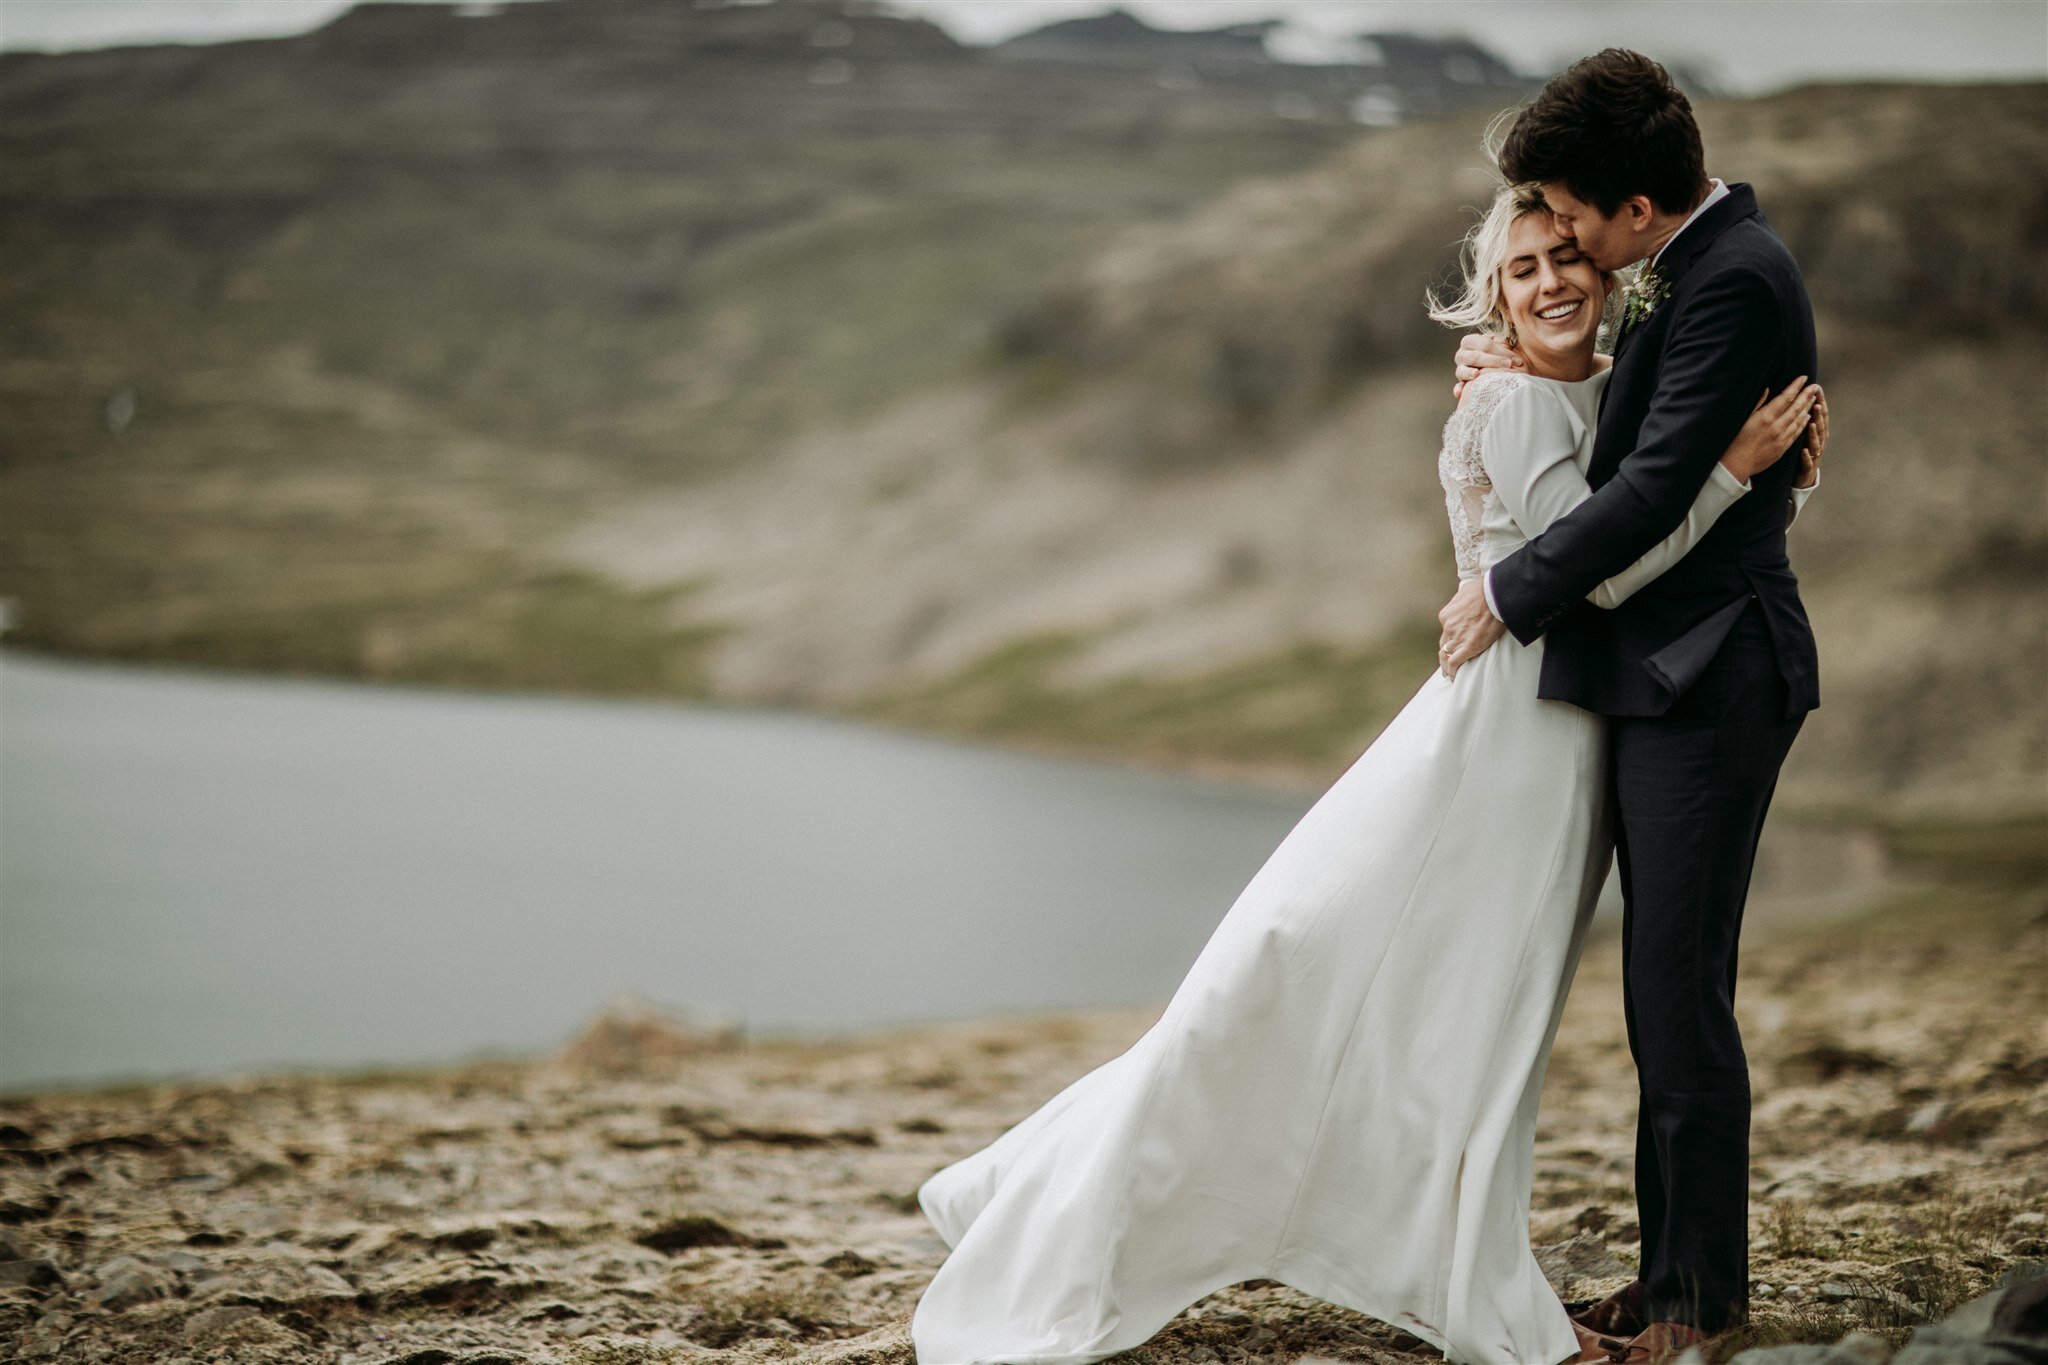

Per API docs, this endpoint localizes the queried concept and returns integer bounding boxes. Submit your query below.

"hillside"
[557,81,2048,816]
[0,0,1501,692]
[0,0,2041,815]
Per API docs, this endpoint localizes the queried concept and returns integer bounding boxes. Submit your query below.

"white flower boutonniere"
[1618,263,1671,338]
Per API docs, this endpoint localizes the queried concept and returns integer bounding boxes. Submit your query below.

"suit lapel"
[1611,185,1760,365]
[1613,306,1650,364]
[1649,182,1760,292]
[1589,183,1765,486]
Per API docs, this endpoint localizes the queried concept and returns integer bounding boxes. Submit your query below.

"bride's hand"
[1794,388,1827,489]
[1720,377,1820,483]
[1452,332,1522,401]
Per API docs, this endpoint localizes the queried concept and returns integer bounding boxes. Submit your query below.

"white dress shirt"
[1652,177,1728,270]
[1478,178,1737,623]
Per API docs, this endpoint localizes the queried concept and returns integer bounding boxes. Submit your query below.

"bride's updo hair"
[1426,183,1617,348]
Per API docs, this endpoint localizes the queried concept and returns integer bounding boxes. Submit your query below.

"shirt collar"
[1650,177,1728,271]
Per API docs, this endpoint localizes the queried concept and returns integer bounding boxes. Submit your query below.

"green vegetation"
[6,524,731,701]
[1742,1179,2036,1349]
[1876,816,2048,887]
[847,625,1442,778]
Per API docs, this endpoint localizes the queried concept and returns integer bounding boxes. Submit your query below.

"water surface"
[1,650,1315,1091]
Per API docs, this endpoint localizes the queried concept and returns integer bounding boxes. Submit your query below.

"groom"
[1436,49,1820,1365]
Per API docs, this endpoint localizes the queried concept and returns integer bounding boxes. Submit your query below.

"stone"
[1777,1038,1900,1082]
[182,1303,262,1341]
[634,1215,783,1253]
[378,1347,530,1365]
[1704,1332,1891,1363]
[1989,1264,2048,1338]
[364,1258,545,1311]
[1535,1232,1632,1292]
[87,1255,176,1310]
[1903,1101,1949,1135]
[0,1195,61,1224]
[190,1256,358,1310]
[555,993,738,1073]
[515,1299,584,1322]
[13,1311,72,1359]
[151,1248,207,1274]
[819,1249,880,1278]
[0,1258,64,1289]
[425,1224,498,1252]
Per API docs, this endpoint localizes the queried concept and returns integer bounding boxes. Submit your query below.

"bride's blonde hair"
[1426,182,1620,349]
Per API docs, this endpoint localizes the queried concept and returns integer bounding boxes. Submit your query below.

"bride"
[910,182,1824,1365]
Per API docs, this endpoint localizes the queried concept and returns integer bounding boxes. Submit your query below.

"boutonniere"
[1618,263,1670,336]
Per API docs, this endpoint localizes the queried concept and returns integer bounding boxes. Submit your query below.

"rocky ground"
[2,882,2043,1365]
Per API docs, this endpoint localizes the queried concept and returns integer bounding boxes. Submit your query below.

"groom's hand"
[1438,578,1506,678]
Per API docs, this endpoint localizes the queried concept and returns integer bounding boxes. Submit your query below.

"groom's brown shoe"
[1562,1279,1650,1338]
[1600,1320,1739,1364]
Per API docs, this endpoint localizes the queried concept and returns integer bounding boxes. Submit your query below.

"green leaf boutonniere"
[1618,263,1671,338]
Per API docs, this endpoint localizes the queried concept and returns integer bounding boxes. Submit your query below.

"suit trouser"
[1610,600,1805,1333]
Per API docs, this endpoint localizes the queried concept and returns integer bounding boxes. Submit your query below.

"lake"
[0,649,1321,1092]
[3,648,1895,1095]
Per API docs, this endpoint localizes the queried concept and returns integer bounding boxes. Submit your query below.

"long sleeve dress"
[911,366,1811,1365]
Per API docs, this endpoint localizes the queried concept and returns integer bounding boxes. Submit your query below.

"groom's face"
[1539,182,1647,273]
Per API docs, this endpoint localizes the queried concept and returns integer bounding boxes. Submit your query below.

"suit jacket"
[1486,182,1820,719]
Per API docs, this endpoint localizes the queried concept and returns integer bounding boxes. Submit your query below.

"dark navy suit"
[1485,182,1819,1333]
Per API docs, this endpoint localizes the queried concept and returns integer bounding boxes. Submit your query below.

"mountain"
[992,7,1287,66]
[0,0,2041,816]
[989,9,1533,125]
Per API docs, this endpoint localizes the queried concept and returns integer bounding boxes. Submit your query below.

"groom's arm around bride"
[1439,58,1821,722]
[1483,203,1815,668]
[1433,48,1824,1355]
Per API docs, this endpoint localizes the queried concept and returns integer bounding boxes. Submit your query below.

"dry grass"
[0,865,2041,1362]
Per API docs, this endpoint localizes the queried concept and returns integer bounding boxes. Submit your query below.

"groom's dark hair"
[1498,48,1707,217]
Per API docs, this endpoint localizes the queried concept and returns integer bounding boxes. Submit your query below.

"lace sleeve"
[1436,372,1529,578]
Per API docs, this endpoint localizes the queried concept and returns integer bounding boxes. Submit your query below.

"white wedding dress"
[912,368,1809,1365]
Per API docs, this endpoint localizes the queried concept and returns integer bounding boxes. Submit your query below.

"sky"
[0,0,2042,94]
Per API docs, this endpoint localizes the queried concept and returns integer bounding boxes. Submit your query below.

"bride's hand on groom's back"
[1720,377,1822,483]
[1795,389,1828,489]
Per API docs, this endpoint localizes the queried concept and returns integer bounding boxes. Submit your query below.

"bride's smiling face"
[1498,211,1607,368]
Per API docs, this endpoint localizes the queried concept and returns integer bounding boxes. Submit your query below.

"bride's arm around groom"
[1431,48,1824,1353]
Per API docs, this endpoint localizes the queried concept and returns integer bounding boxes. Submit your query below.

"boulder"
[555,993,739,1073]
[86,1254,176,1311]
